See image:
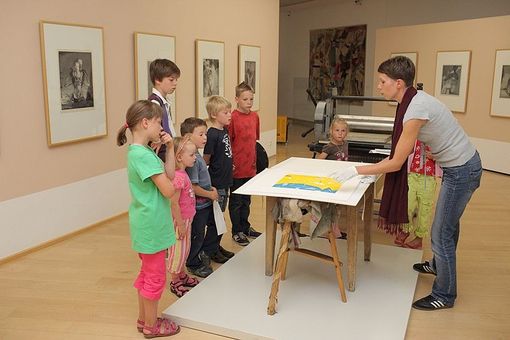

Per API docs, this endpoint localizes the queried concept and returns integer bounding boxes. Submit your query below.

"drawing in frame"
[238,44,261,111]
[490,49,510,117]
[39,21,107,146]
[434,50,471,113]
[134,33,176,110]
[195,39,224,119]
[388,52,418,105]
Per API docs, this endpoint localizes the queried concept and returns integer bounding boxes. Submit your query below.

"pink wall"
[0,0,279,201]
[372,15,510,143]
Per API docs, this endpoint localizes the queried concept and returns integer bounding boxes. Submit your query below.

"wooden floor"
[0,120,509,340]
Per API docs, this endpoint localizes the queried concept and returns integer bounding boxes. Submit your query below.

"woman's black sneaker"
[413,261,437,275]
[412,295,453,311]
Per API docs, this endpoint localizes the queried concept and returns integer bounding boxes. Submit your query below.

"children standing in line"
[395,140,442,249]
[149,59,180,161]
[167,136,200,297]
[181,118,220,278]
[203,96,235,261]
[228,82,262,246]
[116,100,180,338]
[317,118,349,160]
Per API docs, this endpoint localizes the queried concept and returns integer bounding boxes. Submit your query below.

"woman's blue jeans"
[430,151,482,305]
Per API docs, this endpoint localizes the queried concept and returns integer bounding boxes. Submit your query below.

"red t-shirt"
[228,109,260,178]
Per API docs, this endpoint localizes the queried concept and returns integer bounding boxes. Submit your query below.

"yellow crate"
[277,115,288,143]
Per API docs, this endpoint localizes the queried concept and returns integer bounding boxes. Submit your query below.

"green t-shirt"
[127,144,175,254]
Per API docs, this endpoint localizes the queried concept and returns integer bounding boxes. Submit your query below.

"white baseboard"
[259,129,277,156]
[471,137,510,175]
[0,169,130,259]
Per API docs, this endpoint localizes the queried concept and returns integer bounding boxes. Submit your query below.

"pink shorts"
[133,250,167,301]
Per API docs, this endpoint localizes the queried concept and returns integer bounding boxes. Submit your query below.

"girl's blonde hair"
[173,134,195,166]
[329,118,349,141]
[116,100,163,146]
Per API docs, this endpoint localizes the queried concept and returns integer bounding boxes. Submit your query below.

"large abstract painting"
[309,24,366,100]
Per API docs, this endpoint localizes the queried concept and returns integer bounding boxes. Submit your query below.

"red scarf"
[378,87,417,234]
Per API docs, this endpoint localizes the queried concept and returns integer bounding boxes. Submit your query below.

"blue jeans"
[430,151,482,305]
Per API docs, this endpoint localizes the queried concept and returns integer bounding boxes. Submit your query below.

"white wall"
[278,0,510,121]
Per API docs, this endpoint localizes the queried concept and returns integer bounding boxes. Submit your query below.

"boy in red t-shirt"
[228,82,262,246]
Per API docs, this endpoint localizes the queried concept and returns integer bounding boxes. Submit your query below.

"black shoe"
[412,295,453,311]
[187,264,213,278]
[246,227,262,238]
[219,245,234,258]
[210,250,229,264]
[232,232,250,246]
[198,250,211,267]
[413,261,437,275]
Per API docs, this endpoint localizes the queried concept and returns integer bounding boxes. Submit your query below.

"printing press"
[307,95,395,163]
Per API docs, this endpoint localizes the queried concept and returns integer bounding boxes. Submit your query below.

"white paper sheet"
[213,201,227,235]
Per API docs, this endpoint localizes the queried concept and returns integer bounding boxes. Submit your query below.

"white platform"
[163,234,423,340]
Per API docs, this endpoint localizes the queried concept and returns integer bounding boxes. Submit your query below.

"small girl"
[318,118,349,239]
[395,140,442,249]
[117,100,180,338]
[317,118,349,161]
[168,135,200,297]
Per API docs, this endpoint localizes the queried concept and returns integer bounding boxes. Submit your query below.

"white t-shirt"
[403,91,476,167]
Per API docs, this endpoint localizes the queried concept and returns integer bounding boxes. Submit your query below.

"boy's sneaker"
[210,250,229,264]
[246,227,262,238]
[219,245,234,258]
[413,261,437,275]
[232,232,250,246]
[187,264,213,278]
[198,251,211,267]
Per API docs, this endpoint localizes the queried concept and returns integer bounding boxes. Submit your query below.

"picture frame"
[434,50,471,113]
[389,52,418,105]
[134,32,176,109]
[238,44,261,111]
[195,39,224,119]
[490,49,510,118]
[39,21,107,146]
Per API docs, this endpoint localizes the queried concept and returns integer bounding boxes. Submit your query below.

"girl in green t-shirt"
[117,100,180,338]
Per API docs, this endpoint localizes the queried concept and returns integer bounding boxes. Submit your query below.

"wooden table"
[234,157,375,292]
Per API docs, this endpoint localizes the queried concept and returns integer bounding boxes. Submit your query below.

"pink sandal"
[180,273,199,287]
[137,318,165,332]
[143,318,180,338]
[170,280,190,298]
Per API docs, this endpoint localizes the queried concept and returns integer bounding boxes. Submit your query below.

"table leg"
[265,196,277,276]
[267,221,291,315]
[346,203,358,292]
[364,183,374,261]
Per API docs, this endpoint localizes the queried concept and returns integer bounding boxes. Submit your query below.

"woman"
[331,56,482,311]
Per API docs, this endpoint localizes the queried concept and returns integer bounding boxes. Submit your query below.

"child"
[203,96,235,262]
[317,118,349,239]
[181,118,220,278]
[168,136,200,297]
[149,59,180,161]
[395,140,442,249]
[228,82,262,246]
[116,100,180,338]
[317,117,349,160]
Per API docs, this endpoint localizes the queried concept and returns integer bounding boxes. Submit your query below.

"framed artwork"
[238,44,261,111]
[434,51,471,113]
[195,39,224,119]
[39,21,107,146]
[309,24,367,100]
[134,32,176,111]
[490,49,510,117]
[388,52,418,105]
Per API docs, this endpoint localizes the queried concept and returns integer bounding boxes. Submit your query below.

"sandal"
[403,237,422,249]
[170,280,189,298]
[180,273,199,287]
[143,318,180,338]
[394,231,410,246]
[137,318,164,332]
